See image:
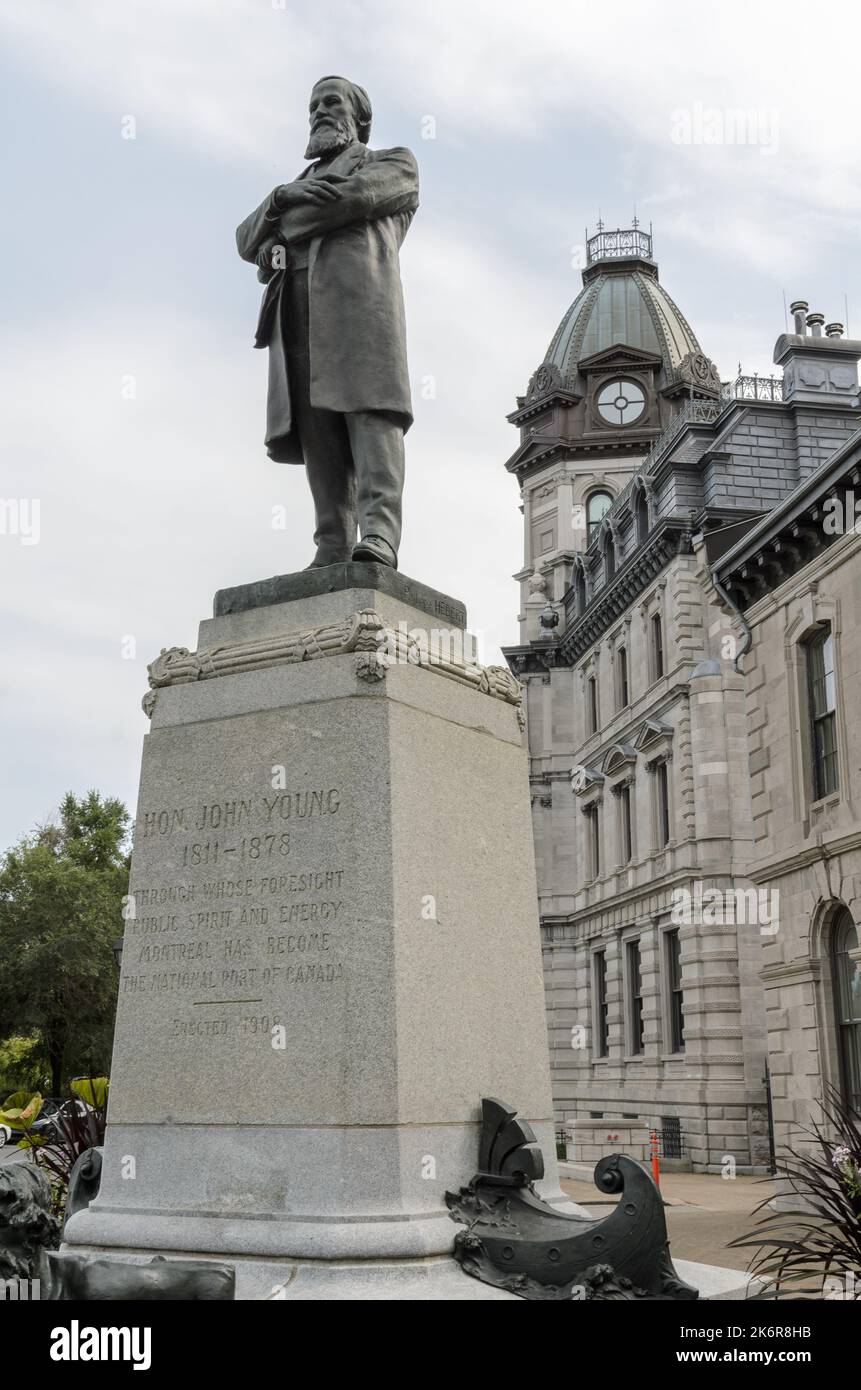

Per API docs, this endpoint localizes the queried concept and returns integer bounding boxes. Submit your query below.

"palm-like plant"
[730,1088,861,1299]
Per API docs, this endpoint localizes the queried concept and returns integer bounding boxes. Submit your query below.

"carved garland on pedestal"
[142,609,525,729]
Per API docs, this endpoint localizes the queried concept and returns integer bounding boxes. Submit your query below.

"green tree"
[0,792,130,1095]
[0,1034,49,1094]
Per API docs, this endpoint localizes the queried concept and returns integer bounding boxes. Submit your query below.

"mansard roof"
[713,422,861,608]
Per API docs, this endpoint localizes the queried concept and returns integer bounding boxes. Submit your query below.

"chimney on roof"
[775,309,861,408]
[790,299,808,335]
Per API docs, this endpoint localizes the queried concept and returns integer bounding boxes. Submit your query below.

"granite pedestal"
[64,566,572,1299]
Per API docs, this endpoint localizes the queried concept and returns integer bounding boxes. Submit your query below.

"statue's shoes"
[352,537,397,568]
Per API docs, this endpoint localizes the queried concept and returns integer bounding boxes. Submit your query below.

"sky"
[1,0,860,851]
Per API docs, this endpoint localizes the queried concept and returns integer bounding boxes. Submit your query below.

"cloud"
[0,212,550,846]
[2,0,860,222]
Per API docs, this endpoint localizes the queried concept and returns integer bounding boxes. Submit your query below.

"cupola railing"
[586,226,653,265]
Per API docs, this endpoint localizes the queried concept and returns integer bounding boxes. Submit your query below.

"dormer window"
[587,490,613,543]
[597,378,645,427]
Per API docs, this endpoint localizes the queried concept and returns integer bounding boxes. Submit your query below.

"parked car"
[2,1096,86,1143]
[29,1097,88,1141]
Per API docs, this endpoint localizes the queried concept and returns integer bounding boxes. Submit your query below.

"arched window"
[634,487,649,545]
[832,910,861,1112]
[587,490,613,544]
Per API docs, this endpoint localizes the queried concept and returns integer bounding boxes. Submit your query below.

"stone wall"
[714,527,861,1164]
[531,553,771,1172]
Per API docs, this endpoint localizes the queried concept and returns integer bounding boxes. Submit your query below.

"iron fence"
[658,1116,685,1159]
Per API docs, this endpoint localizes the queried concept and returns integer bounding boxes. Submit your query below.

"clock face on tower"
[596,378,646,426]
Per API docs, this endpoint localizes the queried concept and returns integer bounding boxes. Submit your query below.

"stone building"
[503,227,861,1172]
[708,312,861,1165]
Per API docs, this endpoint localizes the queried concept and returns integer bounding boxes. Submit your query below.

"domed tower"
[506,224,719,641]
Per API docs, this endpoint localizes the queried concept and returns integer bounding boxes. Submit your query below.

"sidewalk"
[560,1165,775,1269]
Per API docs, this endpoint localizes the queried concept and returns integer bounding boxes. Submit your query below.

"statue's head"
[305,75,372,160]
[0,1163,60,1280]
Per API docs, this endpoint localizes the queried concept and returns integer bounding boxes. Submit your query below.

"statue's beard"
[304,119,355,160]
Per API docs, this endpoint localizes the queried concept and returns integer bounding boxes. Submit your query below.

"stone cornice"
[505,436,652,480]
[507,388,582,427]
[743,826,861,883]
[536,866,727,932]
[760,957,823,985]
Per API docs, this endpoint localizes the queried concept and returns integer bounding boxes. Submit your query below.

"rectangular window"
[652,613,664,679]
[617,646,629,709]
[587,675,598,736]
[594,950,609,1058]
[657,761,671,847]
[666,929,685,1053]
[619,783,633,863]
[808,629,838,799]
[626,939,644,1055]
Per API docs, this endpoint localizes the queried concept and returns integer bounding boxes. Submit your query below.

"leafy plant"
[15,1078,108,1219]
[0,1090,43,1131]
[70,1075,109,1109]
[729,1088,861,1299]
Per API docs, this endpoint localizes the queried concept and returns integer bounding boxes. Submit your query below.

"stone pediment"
[570,764,604,796]
[633,718,674,763]
[601,742,638,777]
[504,435,566,474]
[508,393,582,433]
[577,344,663,375]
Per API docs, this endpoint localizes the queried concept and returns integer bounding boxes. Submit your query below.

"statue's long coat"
[236,142,418,463]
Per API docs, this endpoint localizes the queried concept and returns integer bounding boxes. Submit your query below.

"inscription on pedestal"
[123,787,351,1051]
